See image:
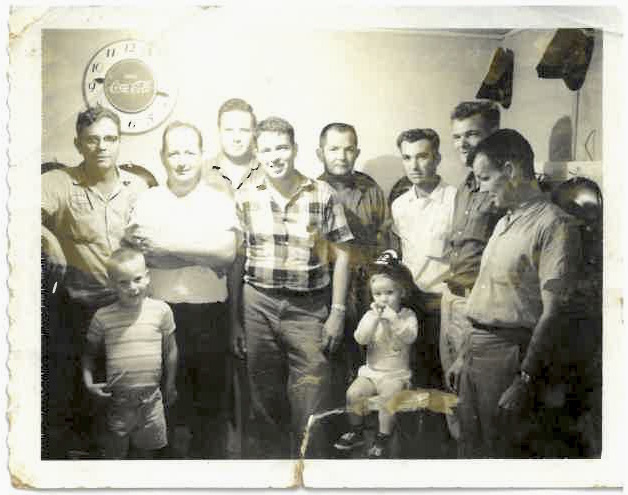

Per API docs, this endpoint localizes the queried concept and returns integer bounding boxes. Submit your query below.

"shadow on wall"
[362,155,405,198]
[549,115,573,162]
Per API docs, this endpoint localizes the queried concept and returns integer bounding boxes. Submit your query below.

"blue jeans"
[243,283,331,458]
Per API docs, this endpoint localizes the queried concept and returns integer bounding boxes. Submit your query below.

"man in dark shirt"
[438,101,504,442]
[317,122,389,403]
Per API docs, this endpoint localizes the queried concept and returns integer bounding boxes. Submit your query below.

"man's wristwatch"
[519,370,533,385]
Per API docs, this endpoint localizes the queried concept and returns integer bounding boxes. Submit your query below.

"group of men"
[42,96,596,460]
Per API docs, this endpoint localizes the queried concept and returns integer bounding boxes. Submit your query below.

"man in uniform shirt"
[231,117,353,458]
[438,102,503,441]
[459,129,580,458]
[203,98,264,192]
[41,106,148,455]
[317,122,389,398]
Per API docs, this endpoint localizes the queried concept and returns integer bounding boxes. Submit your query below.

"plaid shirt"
[235,172,354,291]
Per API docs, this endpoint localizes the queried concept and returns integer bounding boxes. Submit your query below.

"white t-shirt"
[129,182,237,304]
[391,180,457,294]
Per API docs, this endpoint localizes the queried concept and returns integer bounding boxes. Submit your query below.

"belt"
[470,320,531,334]
[446,281,472,298]
[249,283,329,298]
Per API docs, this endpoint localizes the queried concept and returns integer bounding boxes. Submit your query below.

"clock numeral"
[88,80,97,92]
[106,47,116,58]
[127,120,136,129]
[91,62,102,73]
[125,43,136,54]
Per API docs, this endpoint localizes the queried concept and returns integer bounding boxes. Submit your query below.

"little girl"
[334,249,418,458]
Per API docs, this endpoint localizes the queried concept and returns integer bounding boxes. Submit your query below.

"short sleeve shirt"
[86,297,175,391]
[318,171,390,264]
[447,172,506,289]
[391,179,457,294]
[41,165,148,306]
[128,182,238,304]
[466,197,581,329]
[235,172,354,291]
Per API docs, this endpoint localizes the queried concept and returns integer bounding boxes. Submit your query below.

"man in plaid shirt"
[231,117,353,458]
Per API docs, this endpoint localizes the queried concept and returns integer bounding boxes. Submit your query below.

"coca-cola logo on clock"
[83,39,177,134]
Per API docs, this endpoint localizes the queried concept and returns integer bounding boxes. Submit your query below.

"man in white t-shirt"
[125,121,237,458]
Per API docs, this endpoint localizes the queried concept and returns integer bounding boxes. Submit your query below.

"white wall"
[42,27,603,193]
[42,28,500,193]
[501,29,603,163]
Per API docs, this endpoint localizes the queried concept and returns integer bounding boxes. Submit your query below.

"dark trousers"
[44,287,108,458]
[399,287,454,458]
[168,301,229,459]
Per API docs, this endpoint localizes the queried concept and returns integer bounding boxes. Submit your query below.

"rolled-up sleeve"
[323,188,354,244]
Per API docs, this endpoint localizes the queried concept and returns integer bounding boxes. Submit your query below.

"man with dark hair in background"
[317,122,390,402]
[436,102,504,445]
[41,106,148,457]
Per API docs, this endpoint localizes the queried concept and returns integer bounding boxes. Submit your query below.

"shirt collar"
[71,162,131,188]
[464,171,479,192]
[411,176,445,203]
[256,170,315,195]
[212,152,259,174]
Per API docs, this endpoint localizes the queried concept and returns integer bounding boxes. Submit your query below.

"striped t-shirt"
[87,297,175,390]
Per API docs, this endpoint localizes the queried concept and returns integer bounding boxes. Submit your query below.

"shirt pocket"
[67,192,99,243]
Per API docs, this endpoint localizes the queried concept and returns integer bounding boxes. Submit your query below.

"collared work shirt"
[447,172,505,289]
[202,152,264,193]
[318,171,389,264]
[391,180,457,294]
[466,197,580,329]
[41,164,147,306]
[235,172,354,291]
[128,182,238,304]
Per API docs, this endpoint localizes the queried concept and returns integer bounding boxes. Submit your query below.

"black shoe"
[368,433,392,459]
[334,431,365,451]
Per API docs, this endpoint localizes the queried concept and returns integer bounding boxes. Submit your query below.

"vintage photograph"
[7,4,624,489]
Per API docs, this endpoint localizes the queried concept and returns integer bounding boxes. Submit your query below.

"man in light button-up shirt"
[391,128,456,391]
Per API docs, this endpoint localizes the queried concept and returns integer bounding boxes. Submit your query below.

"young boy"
[82,248,178,459]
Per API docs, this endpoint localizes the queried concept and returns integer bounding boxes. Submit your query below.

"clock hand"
[155,90,170,97]
[94,77,105,84]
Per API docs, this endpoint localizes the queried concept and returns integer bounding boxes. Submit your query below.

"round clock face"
[83,39,178,135]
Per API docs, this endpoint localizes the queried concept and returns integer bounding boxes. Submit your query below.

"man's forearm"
[331,243,351,307]
[521,306,560,378]
[164,231,236,268]
[228,254,246,328]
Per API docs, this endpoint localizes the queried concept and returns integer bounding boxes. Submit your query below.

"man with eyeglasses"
[41,106,149,457]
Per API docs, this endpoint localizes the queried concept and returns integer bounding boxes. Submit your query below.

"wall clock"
[82,39,178,134]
